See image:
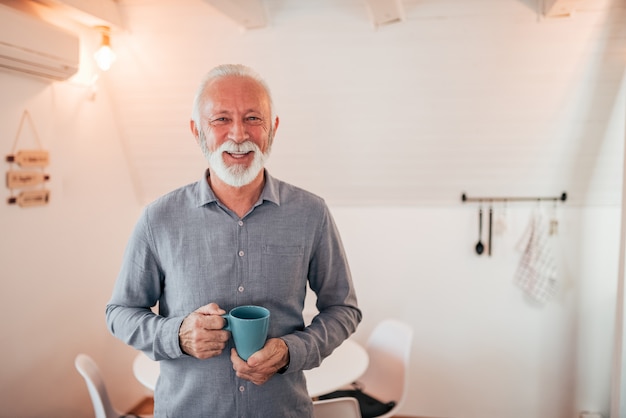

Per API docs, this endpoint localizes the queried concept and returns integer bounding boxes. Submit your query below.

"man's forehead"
[203,77,270,111]
[208,76,266,96]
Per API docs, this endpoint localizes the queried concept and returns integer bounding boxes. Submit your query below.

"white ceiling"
[21,0,626,206]
[113,0,626,206]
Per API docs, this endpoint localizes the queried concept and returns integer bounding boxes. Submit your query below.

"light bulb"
[94,27,116,71]
[94,45,116,71]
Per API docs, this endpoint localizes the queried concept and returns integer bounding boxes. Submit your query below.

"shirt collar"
[195,168,280,208]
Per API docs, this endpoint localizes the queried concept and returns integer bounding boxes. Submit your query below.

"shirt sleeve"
[281,204,362,373]
[105,208,186,360]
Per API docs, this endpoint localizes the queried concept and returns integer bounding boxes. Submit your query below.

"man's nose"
[229,119,249,143]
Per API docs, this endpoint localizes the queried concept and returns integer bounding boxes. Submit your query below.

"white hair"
[190,64,276,145]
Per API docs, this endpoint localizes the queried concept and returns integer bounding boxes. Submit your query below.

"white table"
[133,339,368,398]
[304,339,368,397]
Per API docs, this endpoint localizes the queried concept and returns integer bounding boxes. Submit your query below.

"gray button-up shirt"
[106,169,361,418]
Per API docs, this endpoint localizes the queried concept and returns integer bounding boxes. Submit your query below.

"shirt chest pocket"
[261,244,306,284]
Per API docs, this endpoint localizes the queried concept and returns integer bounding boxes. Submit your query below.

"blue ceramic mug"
[222,305,270,361]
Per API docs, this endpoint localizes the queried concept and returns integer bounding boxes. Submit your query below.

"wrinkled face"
[193,75,277,187]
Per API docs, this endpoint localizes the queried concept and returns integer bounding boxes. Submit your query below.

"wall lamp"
[93,26,116,71]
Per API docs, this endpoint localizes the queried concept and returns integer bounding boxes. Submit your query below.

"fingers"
[179,320,230,359]
[185,310,227,331]
[246,338,288,368]
[231,349,272,385]
[191,302,228,331]
[179,303,230,359]
[194,302,226,316]
[231,339,289,385]
[187,340,228,360]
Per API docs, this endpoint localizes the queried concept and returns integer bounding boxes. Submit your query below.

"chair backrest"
[313,397,361,418]
[359,319,413,414]
[75,353,119,418]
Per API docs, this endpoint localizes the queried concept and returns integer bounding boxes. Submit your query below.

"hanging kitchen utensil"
[475,205,484,255]
[549,199,559,236]
[493,200,507,235]
[488,204,493,256]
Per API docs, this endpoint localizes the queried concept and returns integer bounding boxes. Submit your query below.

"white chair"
[313,397,361,418]
[356,319,413,418]
[75,353,153,418]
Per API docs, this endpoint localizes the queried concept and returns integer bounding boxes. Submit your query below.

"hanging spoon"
[488,204,493,256]
[475,206,484,255]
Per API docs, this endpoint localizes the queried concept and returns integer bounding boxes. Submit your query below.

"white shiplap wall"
[0,1,623,417]
[107,0,626,207]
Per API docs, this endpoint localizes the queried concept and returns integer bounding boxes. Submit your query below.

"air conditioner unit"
[0,4,79,81]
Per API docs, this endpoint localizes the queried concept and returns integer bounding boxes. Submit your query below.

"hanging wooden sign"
[7,189,50,207]
[6,170,50,189]
[5,110,51,208]
[5,150,49,168]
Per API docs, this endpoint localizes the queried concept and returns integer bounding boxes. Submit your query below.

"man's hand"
[231,337,289,385]
[179,303,230,359]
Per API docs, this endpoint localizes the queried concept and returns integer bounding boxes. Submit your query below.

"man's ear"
[274,116,280,133]
[190,119,200,144]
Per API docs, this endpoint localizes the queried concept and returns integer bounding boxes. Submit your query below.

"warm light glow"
[94,45,116,71]
[94,26,116,71]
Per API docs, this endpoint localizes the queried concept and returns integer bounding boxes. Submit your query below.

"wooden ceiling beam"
[30,0,123,28]
[543,0,583,17]
[201,0,267,30]
[363,0,404,28]
[204,0,408,30]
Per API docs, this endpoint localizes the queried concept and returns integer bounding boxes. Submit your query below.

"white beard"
[200,136,270,187]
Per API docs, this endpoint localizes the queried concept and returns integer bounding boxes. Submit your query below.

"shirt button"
[238,220,244,226]
[238,286,244,293]
[239,386,245,392]
[238,250,244,257]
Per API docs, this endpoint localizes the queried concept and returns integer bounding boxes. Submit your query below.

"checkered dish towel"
[514,212,557,305]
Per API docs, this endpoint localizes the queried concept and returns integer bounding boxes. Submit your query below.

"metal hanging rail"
[461,192,567,203]
[462,191,567,257]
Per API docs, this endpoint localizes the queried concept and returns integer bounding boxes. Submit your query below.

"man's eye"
[246,116,263,125]
[210,117,228,125]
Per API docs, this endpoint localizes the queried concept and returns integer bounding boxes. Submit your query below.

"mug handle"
[221,313,231,331]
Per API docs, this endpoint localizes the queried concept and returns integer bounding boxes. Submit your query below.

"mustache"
[218,140,259,153]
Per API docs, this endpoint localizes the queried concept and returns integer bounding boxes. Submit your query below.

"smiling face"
[192,75,278,187]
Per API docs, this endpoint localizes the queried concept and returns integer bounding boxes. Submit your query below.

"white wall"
[0,25,146,415]
[107,0,626,208]
[0,1,624,417]
[332,205,619,417]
